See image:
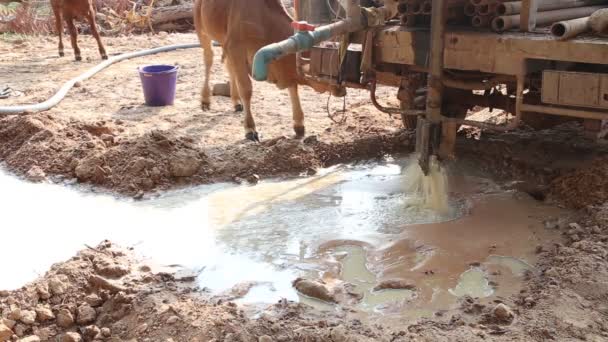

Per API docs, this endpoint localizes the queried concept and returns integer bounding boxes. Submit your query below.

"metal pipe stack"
[396,0,608,39]
[463,0,505,28]
[398,0,468,26]
[491,0,608,36]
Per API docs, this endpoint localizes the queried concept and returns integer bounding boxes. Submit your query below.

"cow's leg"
[51,4,64,57]
[198,34,214,110]
[224,60,242,112]
[288,86,305,138]
[225,48,257,141]
[229,72,242,112]
[85,6,107,60]
[66,17,81,61]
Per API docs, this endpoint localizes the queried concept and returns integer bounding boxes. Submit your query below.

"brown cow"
[51,0,107,61]
[193,0,334,142]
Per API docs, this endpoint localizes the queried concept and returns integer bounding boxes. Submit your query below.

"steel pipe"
[252,0,399,81]
[497,0,607,16]
[521,104,608,120]
[492,5,606,32]
[551,16,591,39]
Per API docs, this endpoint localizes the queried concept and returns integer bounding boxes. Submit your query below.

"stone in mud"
[48,277,66,295]
[35,283,50,300]
[76,304,96,325]
[85,294,103,307]
[82,325,100,340]
[100,327,111,338]
[26,166,46,182]
[169,152,202,177]
[34,306,54,322]
[17,336,40,342]
[56,309,74,328]
[292,278,336,303]
[13,324,26,337]
[258,336,273,342]
[19,311,36,325]
[492,303,515,324]
[0,323,12,342]
[166,316,179,325]
[373,279,416,291]
[330,325,348,342]
[61,332,82,342]
[74,154,105,181]
[2,319,15,330]
[8,307,22,321]
[94,256,130,278]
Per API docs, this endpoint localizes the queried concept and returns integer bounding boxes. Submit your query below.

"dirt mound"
[550,157,608,208]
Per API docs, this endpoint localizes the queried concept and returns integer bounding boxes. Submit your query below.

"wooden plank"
[520,0,539,32]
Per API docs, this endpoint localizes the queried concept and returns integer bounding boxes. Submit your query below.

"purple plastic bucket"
[138,64,179,106]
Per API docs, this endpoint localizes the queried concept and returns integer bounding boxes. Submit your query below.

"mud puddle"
[0,155,565,321]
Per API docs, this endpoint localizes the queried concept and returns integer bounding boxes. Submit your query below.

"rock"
[570,234,581,242]
[0,323,13,342]
[166,316,179,325]
[100,327,111,337]
[292,278,336,303]
[93,256,129,278]
[19,311,36,325]
[136,323,148,334]
[17,336,40,342]
[74,154,105,181]
[373,279,416,291]
[8,307,22,321]
[100,134,114,145]
[61,332,82,342]
[246,174,260,185]
[2,319,15,330]
[259,336,273,342]
[35,283,51,300]
[492,303,515,324]
[13,324,27,337]
[212,82,231,97]
[76,304,96,325]
[82,325,100,340]
[84,294,103,307]
[26,166,46,182]
[524,297,536,307]
[49,277,66,295]
[56,309,74,328]
[88,275,126,294]
[169,152,201,177]
[330,325,348,342]
[34,307,54,322]
[32,327,54,341]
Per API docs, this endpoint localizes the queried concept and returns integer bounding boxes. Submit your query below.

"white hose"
[0,43,200,115]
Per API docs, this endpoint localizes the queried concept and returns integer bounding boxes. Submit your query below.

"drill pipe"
[551,16,591,39]
[497,0,608,16]
[492,5,606,31]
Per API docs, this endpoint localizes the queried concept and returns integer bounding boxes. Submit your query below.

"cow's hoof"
[234,104,243,112]
[75,56,82,62]
[245,132,260,142]
[294,126,305,139]
[59,51,65,57]
[101,54,108,60]
[201,102,210,111]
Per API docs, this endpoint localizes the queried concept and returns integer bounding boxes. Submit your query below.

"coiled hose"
[0,43,200,115]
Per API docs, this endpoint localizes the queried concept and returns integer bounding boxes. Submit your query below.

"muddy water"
[0,156,564,321]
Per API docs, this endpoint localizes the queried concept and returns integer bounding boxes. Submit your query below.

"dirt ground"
[2,32,608,342]
[0,33,407,198]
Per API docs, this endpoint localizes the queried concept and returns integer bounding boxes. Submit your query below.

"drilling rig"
[252,0,608,174]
